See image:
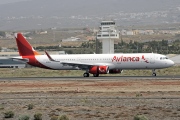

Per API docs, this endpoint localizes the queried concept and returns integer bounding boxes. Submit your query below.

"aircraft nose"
[169,60,175,66]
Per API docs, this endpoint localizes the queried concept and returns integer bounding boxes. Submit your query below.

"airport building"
[0,57,25,68]
[0,52,25,68]
[97,20,119,54]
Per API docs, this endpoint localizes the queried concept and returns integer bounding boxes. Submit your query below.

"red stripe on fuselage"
[24,56,52,69]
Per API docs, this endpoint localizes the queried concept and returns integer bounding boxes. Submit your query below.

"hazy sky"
[0,0,28,4]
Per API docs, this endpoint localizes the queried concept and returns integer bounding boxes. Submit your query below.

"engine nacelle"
[89,66,109,74]
[109,69,123,74]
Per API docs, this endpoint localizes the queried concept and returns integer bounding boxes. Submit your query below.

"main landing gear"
[83,73,99,77]
[93,74,99,77]
[152,69,156,76]
[83,72,89,77]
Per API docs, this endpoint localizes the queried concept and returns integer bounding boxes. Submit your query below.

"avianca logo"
[142,55,149,63]
[112,55,149,63]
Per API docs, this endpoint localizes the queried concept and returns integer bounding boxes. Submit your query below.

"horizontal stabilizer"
[12,58,29,63]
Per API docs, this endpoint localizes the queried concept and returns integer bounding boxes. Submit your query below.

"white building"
[126,31,134,35]
[62,37,81,42]
[97,21,119,54]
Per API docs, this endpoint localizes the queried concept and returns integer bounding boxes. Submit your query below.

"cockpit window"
[160,57,168,60]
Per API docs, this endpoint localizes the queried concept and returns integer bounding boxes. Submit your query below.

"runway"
[0,75,180,81]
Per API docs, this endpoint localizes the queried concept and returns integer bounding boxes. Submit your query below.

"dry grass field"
[0,30,176,48]
[0,30,86,48]
[0,79,180,120]
[0,67,180,119]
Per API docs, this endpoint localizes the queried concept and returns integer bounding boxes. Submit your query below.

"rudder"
[15,33,39,56]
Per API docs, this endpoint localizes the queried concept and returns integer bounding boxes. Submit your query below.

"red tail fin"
[15,33,39,56]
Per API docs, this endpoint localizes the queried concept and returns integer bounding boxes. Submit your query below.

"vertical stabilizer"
[15,33,39,56]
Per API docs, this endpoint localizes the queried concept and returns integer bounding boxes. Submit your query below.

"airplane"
[12,33,174,77]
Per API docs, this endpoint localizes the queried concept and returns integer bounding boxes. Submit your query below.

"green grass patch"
[0,66,179,77]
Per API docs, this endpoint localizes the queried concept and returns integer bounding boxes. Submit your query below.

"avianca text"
[112,56,140,62]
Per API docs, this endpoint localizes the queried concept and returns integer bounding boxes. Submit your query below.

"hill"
[0,0,179,30]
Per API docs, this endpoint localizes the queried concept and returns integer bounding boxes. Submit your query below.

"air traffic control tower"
[97,20,119,54]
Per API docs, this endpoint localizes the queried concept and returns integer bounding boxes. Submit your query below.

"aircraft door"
[150,53,155,64]
[77,57,81,62]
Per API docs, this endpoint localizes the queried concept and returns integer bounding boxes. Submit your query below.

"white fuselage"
[33,53,174,70]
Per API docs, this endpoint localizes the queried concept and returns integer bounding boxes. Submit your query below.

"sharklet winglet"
[45,51,59,62]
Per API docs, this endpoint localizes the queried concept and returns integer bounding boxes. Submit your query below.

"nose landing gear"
[152,69,156,76]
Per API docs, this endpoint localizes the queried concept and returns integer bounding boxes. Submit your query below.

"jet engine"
[89,66,109,74]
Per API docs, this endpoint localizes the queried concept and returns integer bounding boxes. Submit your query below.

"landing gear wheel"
[93,74,99,77]
[152,73,156,76]
[83,73,89,77]
[152,69,156,76]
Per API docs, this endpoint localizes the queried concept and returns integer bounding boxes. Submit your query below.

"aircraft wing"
[60,61,108,67]
[12,57,29,63]
[60,61,111,70]
[45,51,112,69]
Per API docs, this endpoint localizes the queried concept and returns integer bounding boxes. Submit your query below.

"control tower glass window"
[101,22,115,26]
